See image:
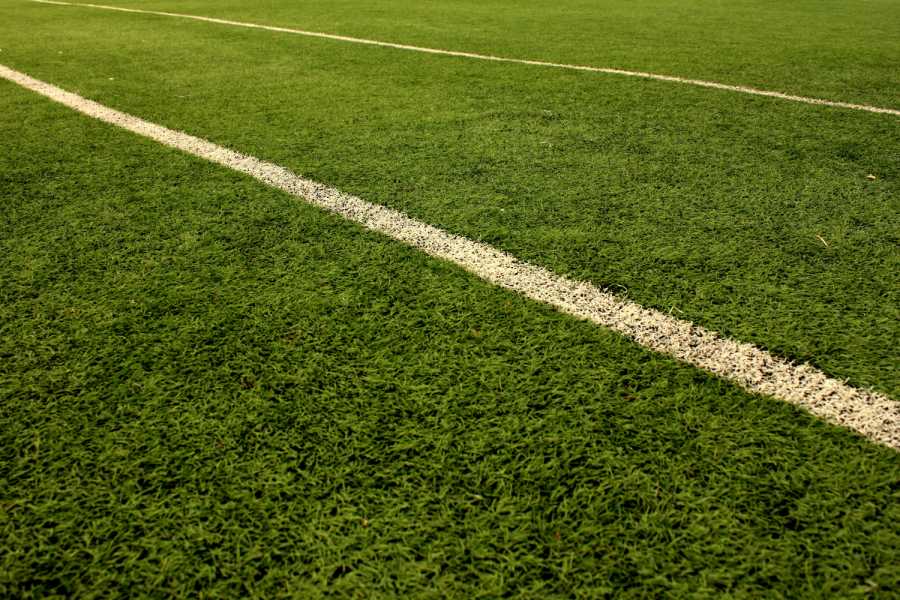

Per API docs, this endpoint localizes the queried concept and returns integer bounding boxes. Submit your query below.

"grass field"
[1,0,899,597]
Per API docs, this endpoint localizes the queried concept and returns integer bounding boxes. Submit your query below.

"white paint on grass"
[1,63,897,450]
[28,0,900,117]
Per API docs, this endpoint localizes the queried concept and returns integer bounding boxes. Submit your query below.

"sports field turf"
[1,0,898,597]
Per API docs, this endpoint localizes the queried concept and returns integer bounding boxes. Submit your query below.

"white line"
[27,0,900,117]
[1,63,897,450]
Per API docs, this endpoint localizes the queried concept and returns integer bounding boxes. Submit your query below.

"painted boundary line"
[28,0,900,118]
[2,64,898,450]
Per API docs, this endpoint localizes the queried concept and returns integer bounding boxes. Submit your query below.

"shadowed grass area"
[0,2,896,397]
[2,80,900,598]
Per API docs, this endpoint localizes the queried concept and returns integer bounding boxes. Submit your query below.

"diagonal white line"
[27,0,900,117]
[1,63,897,450]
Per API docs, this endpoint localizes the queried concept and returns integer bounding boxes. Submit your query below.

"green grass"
[0,1,896,396]
[3,71,900,600]
[1,0,899,597]
[100,0,900,109]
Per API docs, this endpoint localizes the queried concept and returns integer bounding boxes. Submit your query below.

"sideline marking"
[28,0,900,117]
[1,63,897,450]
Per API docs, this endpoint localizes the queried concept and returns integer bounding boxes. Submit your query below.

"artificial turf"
[0,1,896,397]
[2,72,900,600]
[44,0,900,109]
[1,0,899,597]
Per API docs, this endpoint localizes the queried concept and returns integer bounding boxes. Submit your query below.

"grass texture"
[1,0,899,597]
[2,77,900,600]
[73,0,900,108]
[0,1,896,396]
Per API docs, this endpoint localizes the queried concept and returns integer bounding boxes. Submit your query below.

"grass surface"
[0,1,897,396]
[1,0,899,597]
[51,0,900,109]
[2,75,900,600]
